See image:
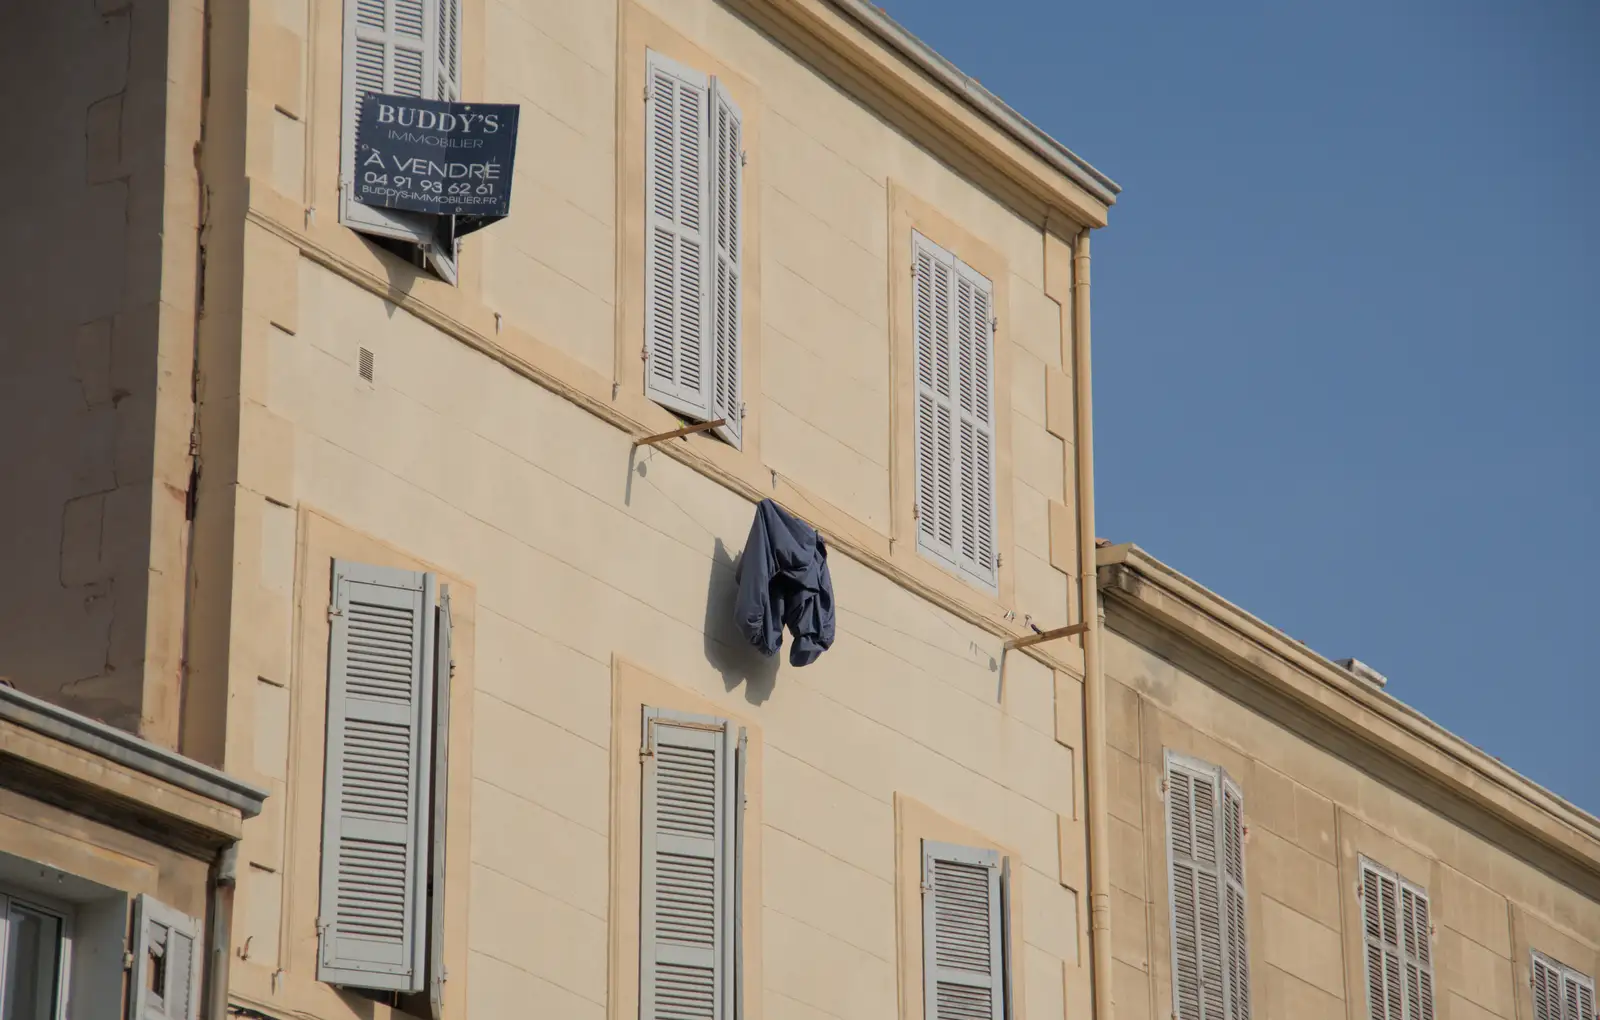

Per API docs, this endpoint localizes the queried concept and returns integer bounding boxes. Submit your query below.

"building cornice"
[1096,543,1600,882]
[728,0,1118,228]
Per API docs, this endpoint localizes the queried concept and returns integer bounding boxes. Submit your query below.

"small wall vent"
[358,347,374,381]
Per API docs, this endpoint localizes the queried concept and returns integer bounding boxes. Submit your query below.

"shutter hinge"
[740,401,748,420]
[122,951,134,971]
[996,553,1003,567]
[912,501,919,520]
[991,317,998,333]
[441,965,450,983]
[643,86,650,101]
[740,150,748,167]
[640,346,649,363]
[920,880,935,896]
[327,605,341,621]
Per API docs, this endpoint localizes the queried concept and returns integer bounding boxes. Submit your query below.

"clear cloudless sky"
[888,1,1599,811]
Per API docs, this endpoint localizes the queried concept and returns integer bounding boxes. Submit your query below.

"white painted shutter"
[427,587,453,1020]
[913,231,958,567]
[914,233,998,590]
[1399,878,1434,1020]
[707,78,744,448]
[1360,858,1434,1020]
[644,51,714,422]
[1166,753,1226,1020]
[640,708,737,1020]
[1533,953,1596,1020]
[318,561,435,992]
[922,841,1006,1020]
[1220,776,1250,1020]
[422,0,462,283]
[131,894,201,1020]
[339,0,437,243]
[953,260,998,590]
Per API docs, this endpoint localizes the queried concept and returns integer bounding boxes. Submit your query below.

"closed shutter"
[427,587,453,1020]
[913,231,998,591]
[421,0,462,283]
[707,78,744,448]
[644,51,714,422]
[1220,776,1250,1020]
[339,0,437,243]
[131,894,201,1020]
[1166,752,1248,1020]
[318,561,436,992]
[1400,879,1434,1020]
[952,260,997,590]
[640,708,738,1020]
[1533,953,1597,1020]
[922,840,1007,1020]
[1361,858,1433,1020]
[913,231,958,568]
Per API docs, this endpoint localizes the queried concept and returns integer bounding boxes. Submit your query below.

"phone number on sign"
[360,173,502,203]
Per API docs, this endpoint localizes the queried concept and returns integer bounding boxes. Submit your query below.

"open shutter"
[640,708,736,1020]
[1361,859,1405,1020]
[131,894,201,1020]
[318,561,435,992]
[922,841,1006,1020]
[733,727,748,1020]
[913,231,958,567]
[339,0,437,243]
[707,77,744,448]
[427,588,453,1020]
[952,259,998,590]
[1166,752,1226,1020]
[644,51,714,422]
[422,0,462,282]
[1220,776,1250,1020]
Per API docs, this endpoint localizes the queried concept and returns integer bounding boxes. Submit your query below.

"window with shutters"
[920,841,1012,1020]
[639,707,746,1020]
[642,50,745,449]
[1164,751,1250,1020]
[1532,951,1597,1020]
[317,560,455,1012]
[911,230,999,593]
[131,894,201,1020]
[339,0,463,282]
[1358,857,1434,1020]
[0,887,72,1020]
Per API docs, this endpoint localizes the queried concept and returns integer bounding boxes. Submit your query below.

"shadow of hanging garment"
[734,499,835,666]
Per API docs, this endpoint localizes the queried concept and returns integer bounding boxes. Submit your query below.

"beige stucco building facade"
[2,0,1597,1019]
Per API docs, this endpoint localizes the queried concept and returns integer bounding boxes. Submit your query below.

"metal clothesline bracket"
[633,418,726,447]
[1004,621,1090,651]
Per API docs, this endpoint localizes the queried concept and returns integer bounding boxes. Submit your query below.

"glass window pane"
[2,904,62,1020]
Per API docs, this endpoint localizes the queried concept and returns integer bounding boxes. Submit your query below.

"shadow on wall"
[705,537,779,706]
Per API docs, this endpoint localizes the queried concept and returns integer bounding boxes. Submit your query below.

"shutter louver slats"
[1361,859,1434,1020]
[132,895,202,1020]
[319,562,434,992]
[340,0,438,243]
[922,842,1006,1020]
[1534,953,1597,1020]
[912,233,998,589]
[644,53,714,422]
[1167,754,1249,1020]
[709,79,743,448]
[641,710,737,1020]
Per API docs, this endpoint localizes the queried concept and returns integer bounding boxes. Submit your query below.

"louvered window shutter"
[952,260,998,590]
[644,51,714,422]
[318,561,436,992]
[640,708,738,1020]
[707,78,744,448]
[913,231,958,568]
[1166,753,1249,1020]
[427,587,453,1020]
[1533,953,1597,1020]
[340,0,438,243]
[922,841,1007,1020]
[1220,777,1250,1020]
[913,232,998,591]
[132,894,202,1020]
[1361,858,1434,1020]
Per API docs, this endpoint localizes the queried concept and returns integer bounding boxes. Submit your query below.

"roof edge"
[821,0,1122,205]
[1096,542,1600,865]
[0,685,268,819]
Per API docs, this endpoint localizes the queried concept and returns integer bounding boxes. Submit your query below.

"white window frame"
[1358,855,1434,1020]
[1532,949,1596,1020]
[0,886,73,1020]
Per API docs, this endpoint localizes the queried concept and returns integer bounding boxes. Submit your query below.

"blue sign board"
[355,94,520,233]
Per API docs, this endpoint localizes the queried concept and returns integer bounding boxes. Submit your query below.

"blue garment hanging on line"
[734,499,835,666]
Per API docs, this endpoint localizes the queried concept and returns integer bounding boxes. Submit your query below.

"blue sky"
[890,1,1599,812]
